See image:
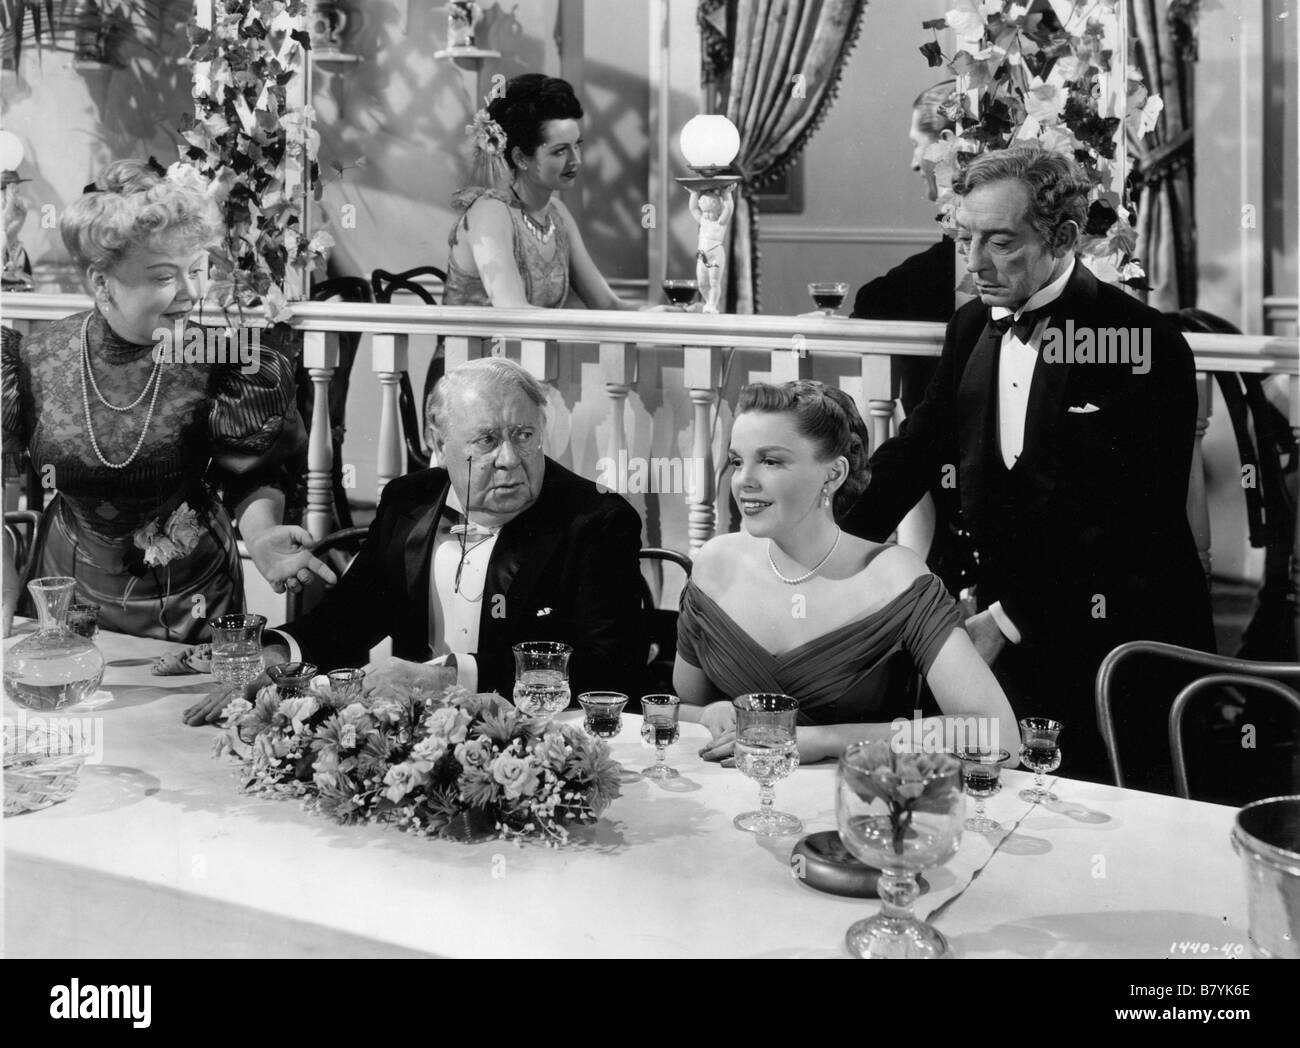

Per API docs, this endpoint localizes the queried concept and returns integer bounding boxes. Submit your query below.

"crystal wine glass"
[511,642,573,725]
[640,694,681,779]
[808,281,849,317]
[578,691,628,739]
[1018,717,1063,804]
[732,693,802,836]
[954,747,1011,832]
[209,614,266,690]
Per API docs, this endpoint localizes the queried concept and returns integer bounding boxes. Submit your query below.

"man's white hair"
[426,356,548,438]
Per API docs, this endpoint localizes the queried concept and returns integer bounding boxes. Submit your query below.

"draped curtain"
[1128,1,1198,310]
[699,0,868,314]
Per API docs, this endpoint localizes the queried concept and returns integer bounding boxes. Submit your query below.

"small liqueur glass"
[640,694,681,780]
[1018,717,1063,804]
[66,602,101,639]
[732,693,802,836]
[808,281,849,317]
[267,662,319,701]
[578,691,628,739]
[662,278,699,306]
[327,667,366,706]
[954,748,1011,832]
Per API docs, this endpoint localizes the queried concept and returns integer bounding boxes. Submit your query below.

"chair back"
[284,526,369,621]
[1168,673,1300,799]
[1097,640,1300,797]
[638,548,693,696]
[3,509,41,580]
[372,266,447,306]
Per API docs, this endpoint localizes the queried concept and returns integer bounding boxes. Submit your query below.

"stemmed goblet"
[640,694,681,779]
[732,693,802,836]
[1018,717,1063,804]
[954,748,1011,832]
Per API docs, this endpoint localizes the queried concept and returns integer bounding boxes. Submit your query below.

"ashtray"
[791,831,929,898]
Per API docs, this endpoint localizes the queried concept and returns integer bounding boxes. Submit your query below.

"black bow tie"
[990,309,1044,344]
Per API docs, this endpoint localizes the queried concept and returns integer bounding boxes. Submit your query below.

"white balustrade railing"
[5,293,1299,627]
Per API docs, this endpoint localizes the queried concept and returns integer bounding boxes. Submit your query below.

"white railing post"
[444,335,488,372]
[862,354,895,454]
[372,333,409,498]
[519,339,558,383]
[302,330,339,541]
[769,341,810,383]
[1187,373,1213,578]
[600,342,637,484]
[684,345,721,553]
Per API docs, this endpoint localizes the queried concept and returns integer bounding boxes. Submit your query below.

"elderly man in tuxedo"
[842,144,1214,785]
[185,357,643,722]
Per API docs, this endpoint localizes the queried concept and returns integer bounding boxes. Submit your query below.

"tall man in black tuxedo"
[841,144,1214,785]
[185,357,644,722]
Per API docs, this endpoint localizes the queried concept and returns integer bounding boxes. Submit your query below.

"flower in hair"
[467,108,507,157]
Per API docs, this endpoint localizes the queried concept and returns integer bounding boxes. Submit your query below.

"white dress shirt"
[426,485,500,691]
[985,257,1076,645]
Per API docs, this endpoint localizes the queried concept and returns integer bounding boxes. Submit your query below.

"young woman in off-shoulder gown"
[675,381,1020,764]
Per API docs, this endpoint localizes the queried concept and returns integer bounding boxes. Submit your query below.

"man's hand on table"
[182,644,290,726]
[359,656,457,698]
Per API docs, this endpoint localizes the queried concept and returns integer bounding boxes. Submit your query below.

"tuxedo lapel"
[1019,263,1096,471]
[400,471,450,658]
[478,459,566,646]
[957,317,1003,521]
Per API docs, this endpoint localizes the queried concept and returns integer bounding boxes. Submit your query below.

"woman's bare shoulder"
[845,538,931,605]
[691,532,752,593]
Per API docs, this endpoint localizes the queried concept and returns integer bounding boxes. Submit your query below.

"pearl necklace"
[79,313,164,470]
[768,527,841,585]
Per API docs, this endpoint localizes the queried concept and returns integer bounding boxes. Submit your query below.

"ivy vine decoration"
[178,0,333,322]
[918,0,1163,291]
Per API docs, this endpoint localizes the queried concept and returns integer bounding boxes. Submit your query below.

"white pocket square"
[1068,403,1101,414]
[536,607,552,617]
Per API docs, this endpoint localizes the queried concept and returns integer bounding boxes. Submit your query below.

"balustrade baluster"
[684,346,721,553]
[372,333,409,498]
[600,342,637,484]
[861,355,895,454]
[302,331,339,542]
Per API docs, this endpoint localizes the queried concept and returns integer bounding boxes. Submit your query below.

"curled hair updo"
[736,380,871,520]
[487,74,584,171]
[60,158,221,274]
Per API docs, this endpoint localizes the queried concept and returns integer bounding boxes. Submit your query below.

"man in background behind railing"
[184,357,645,722]
[841,144,1214,787]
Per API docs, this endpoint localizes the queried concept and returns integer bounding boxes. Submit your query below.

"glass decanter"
[3,577,106,711]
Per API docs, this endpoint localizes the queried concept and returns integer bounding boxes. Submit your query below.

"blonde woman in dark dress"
[1,160,334,641]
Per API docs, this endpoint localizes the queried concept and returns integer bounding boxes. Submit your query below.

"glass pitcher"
[3,577,105,711]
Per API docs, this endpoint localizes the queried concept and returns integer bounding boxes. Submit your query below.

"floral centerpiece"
[214,678,623,846]
[919,0,1162,289]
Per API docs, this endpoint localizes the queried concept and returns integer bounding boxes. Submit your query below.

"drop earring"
[820,484,831,508]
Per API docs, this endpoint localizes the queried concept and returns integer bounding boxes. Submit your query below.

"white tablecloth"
[3,626,1251,958]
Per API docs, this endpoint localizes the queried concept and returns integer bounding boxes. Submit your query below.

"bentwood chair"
[639,547,693,699]
[284,525,368,621]
[3,509,41,580]
[371,266,448,474]
[1168,673,1300,799]
[1097,640,1300,803]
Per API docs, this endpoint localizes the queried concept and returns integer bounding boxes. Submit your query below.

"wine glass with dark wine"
[808,281,849,317]
[578,691,628,739]
[954,747,1011,832]
[640,694,681,779]
[1018,717,1063,804]
[662,279,699,306]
